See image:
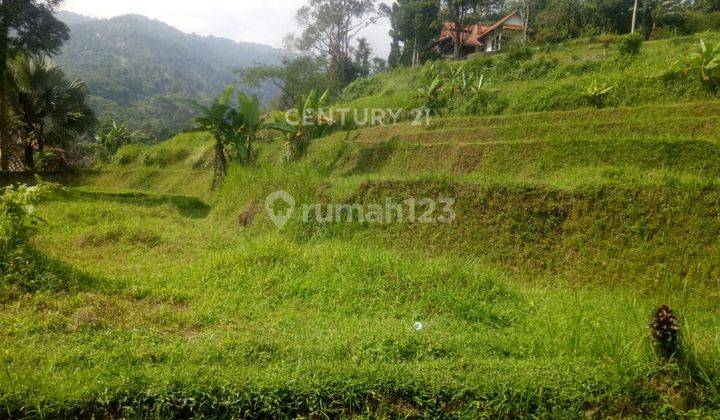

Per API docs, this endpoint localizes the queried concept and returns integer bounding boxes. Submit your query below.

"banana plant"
[187,85,236,189]
[93,121,141,163]
[468,73,486,95]
[584,79,614,109]
[686,39,720,83]
[233,92,264,163]
[417,75,444,115]
[266,89,331,162]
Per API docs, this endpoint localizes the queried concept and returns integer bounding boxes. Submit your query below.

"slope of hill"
[55,12,288,140]
[3,33,720,417]
[336,31,720,119]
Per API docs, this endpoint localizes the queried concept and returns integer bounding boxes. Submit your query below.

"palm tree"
[10,55,95,170]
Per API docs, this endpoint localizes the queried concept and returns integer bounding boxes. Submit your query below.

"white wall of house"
[484,15,524,52]
[485,29,502,52]
[506,15,523,26]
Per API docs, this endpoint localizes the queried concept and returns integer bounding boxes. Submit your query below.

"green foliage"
[338,77,383,102]
[683,12,720,34]
[189,86,273,187]
[385,0,441,66]
[0,180,68,295]
[35,151,69,172]
[288,0,381,86]
[240,56,333,109]
[417,74,446,115]
[417,61,491,115]
[504,43,534,62]
[617,33,643,56]
[94,121,141,163]
[583,78,615,108]
[55,14,286,140]
[267,89,333,162]
[10,55,96,169]
[684,38,720,87]
[0,183,49,251]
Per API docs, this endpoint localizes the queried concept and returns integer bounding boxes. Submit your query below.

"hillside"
[2,33,720,416]
[55,12,288,140]
[337,32,720,117]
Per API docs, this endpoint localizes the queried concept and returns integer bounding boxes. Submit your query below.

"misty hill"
[55,12,288,140]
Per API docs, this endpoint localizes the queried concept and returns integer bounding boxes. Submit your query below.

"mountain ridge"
[54,11,287,140]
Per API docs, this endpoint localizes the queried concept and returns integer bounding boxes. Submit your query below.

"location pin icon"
[265,191,296,229]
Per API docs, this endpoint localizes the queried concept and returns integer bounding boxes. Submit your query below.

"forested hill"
[55,12,288,140]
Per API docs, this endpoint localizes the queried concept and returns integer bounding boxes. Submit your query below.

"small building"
[435,11,525,58]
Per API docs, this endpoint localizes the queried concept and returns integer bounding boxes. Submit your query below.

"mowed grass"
[3,104,720,414]
[5,209,720,416]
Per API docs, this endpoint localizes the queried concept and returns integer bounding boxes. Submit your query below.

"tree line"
[241,0,713,109]
[387,0,711,65]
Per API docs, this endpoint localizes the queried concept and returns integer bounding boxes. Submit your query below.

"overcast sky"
[61,0,394,58]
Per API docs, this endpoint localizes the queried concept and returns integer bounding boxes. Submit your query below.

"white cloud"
[61,0,394,58]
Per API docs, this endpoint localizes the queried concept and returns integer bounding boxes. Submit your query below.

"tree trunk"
[453,26,462,60]
[523,1,530,41]
[0,24,9,173]
[631,0,639,33]
[0,70,8,172]
[23,143,34,171]
[212,140,227,190]
[412,37,418,67]
[246,137,253,165]
[38,123,45,157]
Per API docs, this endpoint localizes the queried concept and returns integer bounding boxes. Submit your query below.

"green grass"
[3,38,720,417]
[337,32,720,118]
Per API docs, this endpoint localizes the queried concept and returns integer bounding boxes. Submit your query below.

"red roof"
[477,11,521,38]
[438,11,523,48]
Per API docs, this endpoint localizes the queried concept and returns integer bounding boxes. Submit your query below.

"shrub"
[504,42,534,62]
[1,181,70,296]
[616,33,643,56]
[684,38,720,89]
[683,12,720,34]
[36,151,69,172]
[583,79,615,108]
[465,55,495,76]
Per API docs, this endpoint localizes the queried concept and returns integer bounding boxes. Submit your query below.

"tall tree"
[287,0,381,86]
[0,0,69,171]
[10,55,95,169]
[385,0,441,67]
[371,57,387,74]
[239,56,332,109]
[352,37,372,77]
[441,0,487,60]
[387,34,402,68]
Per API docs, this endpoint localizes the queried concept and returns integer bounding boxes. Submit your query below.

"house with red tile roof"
[435,11,526,58]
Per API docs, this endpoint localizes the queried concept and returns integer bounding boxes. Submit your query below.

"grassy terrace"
[1,96,720,416]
